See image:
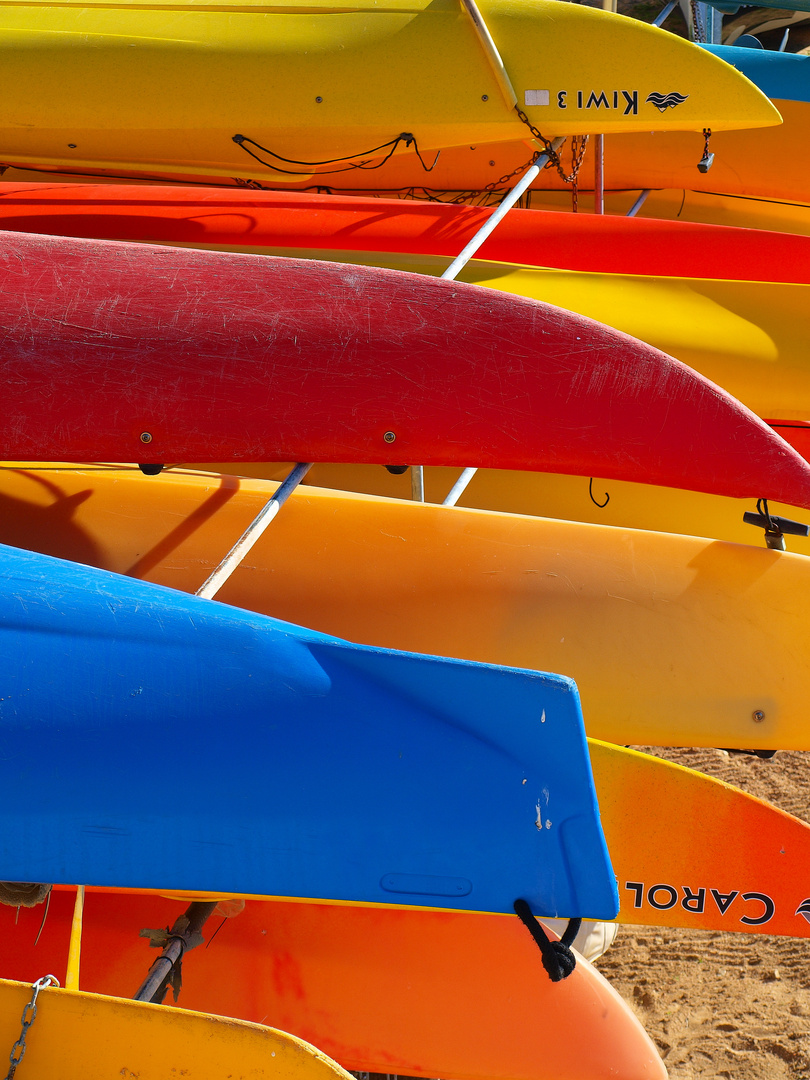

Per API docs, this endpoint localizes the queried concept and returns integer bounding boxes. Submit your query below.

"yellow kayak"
[0,0,779,185]
[3,463,810,750]
[0,977,355,1079]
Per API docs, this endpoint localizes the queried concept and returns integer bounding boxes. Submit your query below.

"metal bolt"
[315,96,323,103]
[383,431,396,444]
[481,94,489,101]
[140,432,153,444]
[68,143,77,148]
[753,710,766,723]
[489,160,496,167]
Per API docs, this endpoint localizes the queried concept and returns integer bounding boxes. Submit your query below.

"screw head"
[481,94,489,101]
[315,96,323,103]
[489,160,496,167]
[140,432,153,444]
[383,431,396,444]
[753,710,766,723]
[68,143,77,148]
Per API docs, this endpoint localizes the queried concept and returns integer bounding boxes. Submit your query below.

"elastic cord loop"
[513,898,580,982]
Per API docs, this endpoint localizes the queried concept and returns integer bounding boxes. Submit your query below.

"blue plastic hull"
[0,545,618,920]
[702,45,810,103]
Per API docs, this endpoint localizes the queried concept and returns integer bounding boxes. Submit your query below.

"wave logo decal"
[795,899,810,922]
[646,91,689,112]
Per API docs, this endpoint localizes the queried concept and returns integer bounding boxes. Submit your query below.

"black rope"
[232,132,440,176]
[513,899,580,982]
[757,497,776,533]
[588,477,610,508]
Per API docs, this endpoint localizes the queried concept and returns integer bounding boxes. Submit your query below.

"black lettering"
[648,884,678,910]
[740,892,775,926]
[711,889,739,915]
[681,887,706,914]
[622,90,638,116]
[625,882,644,908]
[557,90,567,109]
[577,90,583,108]
[613,91,618,109]
[586,90,610,110]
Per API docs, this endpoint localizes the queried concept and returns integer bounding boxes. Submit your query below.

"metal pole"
[411,465,425,502]
[443,467,478,507]
[653,0,677,26]
[594,135,604,215]
[460,0,517,109]
[441,139,564,282]
[626,189,651,218]
[196,462,312,600]
[409,139,559,503]
[134,901,218,1004]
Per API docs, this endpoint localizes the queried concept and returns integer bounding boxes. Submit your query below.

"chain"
[690,0,705,42]
[514,108,589,185]
[5,976,59,1080]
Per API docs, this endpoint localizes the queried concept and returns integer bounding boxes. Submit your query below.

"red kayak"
[3,230,810,510]
[1,183,809,283]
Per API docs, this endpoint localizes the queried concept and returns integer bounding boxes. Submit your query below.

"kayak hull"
[0,542,617,918]
[2,464,810,751]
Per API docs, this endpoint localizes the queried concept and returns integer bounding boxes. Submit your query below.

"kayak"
[0,0,778,186]
[493,46,810,205]
[1,183,809,283]
[227,245,810,425]
[0,978,356,1080]
[593,741,810,938]
[0,541,618,919]
[3,463,810,751]
[2,234,809,510]
[0,899,666,1080]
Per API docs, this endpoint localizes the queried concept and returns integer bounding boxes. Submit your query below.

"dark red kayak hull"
[3,231,810,508]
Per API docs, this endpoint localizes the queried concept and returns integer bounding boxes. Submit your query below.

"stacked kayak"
[1,2,809,1076]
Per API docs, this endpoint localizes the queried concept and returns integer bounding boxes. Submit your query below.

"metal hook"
[588,478,609,509]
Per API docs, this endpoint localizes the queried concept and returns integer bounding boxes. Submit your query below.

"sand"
[594,747,810,1078]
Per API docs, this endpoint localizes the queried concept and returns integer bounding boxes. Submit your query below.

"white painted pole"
[196,462,312,600]
[440,139,565,283]
[427,138,563,503]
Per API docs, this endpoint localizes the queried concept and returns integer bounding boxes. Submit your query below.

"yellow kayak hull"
[0,0,778,184]
[0,978,354,1079]
[3,463,810,750]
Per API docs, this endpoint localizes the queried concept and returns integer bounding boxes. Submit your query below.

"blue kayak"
[0,544,618,920]
[701,44,810,102]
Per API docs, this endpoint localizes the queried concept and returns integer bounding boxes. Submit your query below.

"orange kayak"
[0,890,666,1080]
[0,183,808,283]
[3,463,810,751]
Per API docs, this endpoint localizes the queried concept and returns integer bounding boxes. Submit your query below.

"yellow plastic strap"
[65,886,84,990]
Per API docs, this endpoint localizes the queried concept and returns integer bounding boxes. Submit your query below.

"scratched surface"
[2,232,810,510]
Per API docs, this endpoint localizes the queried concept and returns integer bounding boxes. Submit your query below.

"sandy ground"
[594,748,810,1078]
